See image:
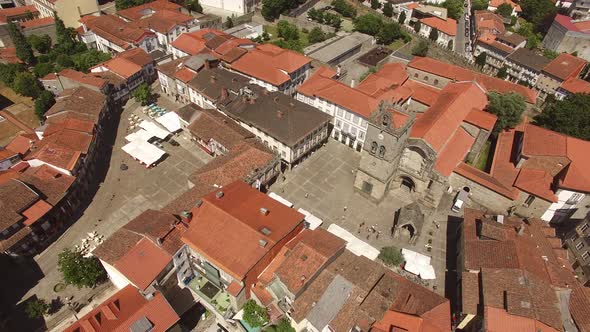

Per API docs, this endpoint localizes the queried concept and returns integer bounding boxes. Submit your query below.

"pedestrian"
[305,193,309,198]
[376,232,380,239]
[344,206,347,212]
[366,234,370,240]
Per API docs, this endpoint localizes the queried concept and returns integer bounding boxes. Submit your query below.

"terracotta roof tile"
[474,10,506,35]
[19,165,75,205]
[82,15,155,49]
[6,135,35,156]
[133,9,194,34]
[542,53,587,81]
[514,168,556,202]
[174,67,197,82]
[569,286,590,331]
[116,0,182,21]
[181,181,305,280]
[0,179,38,231]
[64,285,179,332]
[171,33,207,55]
[401,79,440,106]
[434,127,476,176]
[0,5,38,24]
[20,17,54,29]
[0,47,22,64]
[0,226,31,252]
[420,16,457,36]
[187,108,253,150]
[22,199,52,226]
[114,238,172,290]
[560,77,590,94]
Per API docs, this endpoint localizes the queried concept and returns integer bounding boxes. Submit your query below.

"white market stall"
[139,120,170,140]
[122,140,166,167]
[327,224,380,260]
[125,129,153,142]
[297,207,323,230]
[268,192,294,208]
[401,248,436,280]
[156,112,183,133]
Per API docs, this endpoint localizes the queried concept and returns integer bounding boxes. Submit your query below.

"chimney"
[221,87,228,100]
[180,210,192,223]
[156,237,163,245]
[260,207,269,215]
[350,79,355,88]
[517,224,525,236]
[216,191,224,199]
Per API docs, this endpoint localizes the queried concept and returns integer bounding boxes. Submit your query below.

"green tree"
[262,31,271,41]
[543,49,559,59]
[262,0,287,21]
[526,34,541,49]
[0,63,24,87]
[266,318,295,332]
[442,0,464,19]
[496,3,513,18]
[398,11,406,24]
[471,0,489,10]
[412,39,429,56]
[185,0,203,12]
[383,2,394,17]
[379,246,404,266]
[72,49,111,72]
[354,14,383,36]
[487,92,526,135]
[28,34,52,54]
[55,13,76,52]
[371,0,381,10]
[13,72,41,99]
[324,12,343,30]
[35,90,56,120]
[497,66,508,79]
[225,15,235,29]
[377,22,402,44]
[277,20,299,41]
[308,27,327,43]
[520,0,557,33]
[7,21,35,64]
[475,52,487,67]
[133,83,154,105]
[33,62,55,78]
[55,54,74,70]
[332,0,357,17]
[429,28,439,41]
[25,298,49,318]
[243,300,269,327]
[115,0,152,10]
[271,39,304,52]
[307,8,324,23]
[58,248,106,288]
[413,21,421,33]
[534,93,590,140]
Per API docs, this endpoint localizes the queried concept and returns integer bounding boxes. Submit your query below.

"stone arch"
[400,176,415,192]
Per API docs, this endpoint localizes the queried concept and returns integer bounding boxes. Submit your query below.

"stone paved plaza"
[270,139,451,294]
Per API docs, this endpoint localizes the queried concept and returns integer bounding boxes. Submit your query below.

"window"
[336,119,342,128]
[524,195,535,206]
[567,193,585,205]
[414,73,418,78]
[343,123,350,132]
[576,241,585,250]
[424,75,429,82]
[337,109,343,117]
[434,79,439,85]
[345,112,352,120]
[359,131,365,140]
[583,251,590,261]
[427,180,433,189]
[351,127,357,135]
[362,120,368,128]
[281,151,286,158]
[354,116,361,125]
[371,142,378,154]
[581,223,590,233]
[379,145,386,158]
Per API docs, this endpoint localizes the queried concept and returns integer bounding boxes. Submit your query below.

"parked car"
[169,139,180,147]
[452,187,471,212]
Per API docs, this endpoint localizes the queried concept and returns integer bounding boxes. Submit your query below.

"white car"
[451,187,470,212]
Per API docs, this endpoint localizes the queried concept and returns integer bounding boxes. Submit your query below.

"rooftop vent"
[496,215,504,224]
[259,239,268,247]
[195,199,203,207]
[260,207,269,215]
[180,210,191,219]
[517,225,525,236]
[216,191,224,199]
[260,227,271,236]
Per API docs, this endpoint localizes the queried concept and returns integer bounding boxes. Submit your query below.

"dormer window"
[371,142,378,154]
[379,145,386,158]
[382,114,391,127]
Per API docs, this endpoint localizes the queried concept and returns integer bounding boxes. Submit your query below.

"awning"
[268,192,293,207]
[125,129,153,142]
[122,140,166,166]
[139,120,170,139]
[297,208,323,230]
[327,224,380,260]
[156,112,183,133]
[402,248,436,280]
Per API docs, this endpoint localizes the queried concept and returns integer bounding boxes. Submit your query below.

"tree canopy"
[412,39,429,56]
[429,28,439,41]
[496,3,514,18]
[520,0,557,33]
[243,300,269,327]
[377,22,402,44]
[398,11,407,24]
[441,0,464,20]
[58,248,106,288]
[308,27,328,44]
[28,34,52,54]
[266,318,295,332]
[133,83,154,106]
[262,0,302,21]
[534,93,590,140]
[471,0,489,10]
[185,0,203,13]
[383,2,394,17]
[7,21,35,64]
[277,20,299,41]
[332,0,357,18]
[115,0,152,10]
[354,14,384,36]
[13,72,42,99]
[379,246,404,266]
[35,90,56,120]
[497,66,508,79]
[475,52,487,67]
[371,0,381,10]
[25,298,49,319]
[487,92,526,135]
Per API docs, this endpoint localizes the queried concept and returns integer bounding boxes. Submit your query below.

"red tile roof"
[408,57,537,103]
[489,0,521,11]
[174,67,197,82]
[43,118,95,136]
[20,16,54,29]
[356,63,409,96]
[484,305,559,332]
[569,286,590,332]
[117,47,154,67]
[113,238,172,291]
[116,0,182,21]
[0,47,22,64]
[465,108,497,131]
[434,127,476,176]
[542,53,587,81]
[372,310,446,332]
[554,14,590,33]
[181,181,305,280]
[474,10,506,35]
[22,199,52,226]
[95,57,142,79]
[171,33,207,55]
[40,128,93,154]
[0,5,38,24]
[514,168,557,202]
[19,164,75,205]
[134,9,194,34]
[560,136,590,193]
[411,82,488,152]
[6,135,35,156]
[26,144,81,172]
[82,15,155,50]
[560,77,590,94]
[64,285,179,332]
[420,16,457,36]
[401,79,440,106]
[231,44,311,86]
[46,69,107,89]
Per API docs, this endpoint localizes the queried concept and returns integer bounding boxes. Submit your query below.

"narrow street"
[456,0,471,56]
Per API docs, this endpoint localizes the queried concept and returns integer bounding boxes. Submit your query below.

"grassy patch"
[341,18,354,32]
[388,39,407,51]
[472,140,493,171]
[263,24,310,49]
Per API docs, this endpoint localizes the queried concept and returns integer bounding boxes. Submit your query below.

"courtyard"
[270,139,451,294]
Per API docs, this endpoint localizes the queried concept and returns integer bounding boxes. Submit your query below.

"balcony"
[185,274,231,315]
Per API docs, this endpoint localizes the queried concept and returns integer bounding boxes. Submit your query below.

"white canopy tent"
[401,248,436,280]
[122,140,166,167]
[268,192,294,208]
[327,224,380,260]
[139,120,170,140]
[156,112,183,133]
[125,129,153,142]
[297,208,323,230]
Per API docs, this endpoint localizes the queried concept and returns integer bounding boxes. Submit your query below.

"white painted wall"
[100,259,132,289]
